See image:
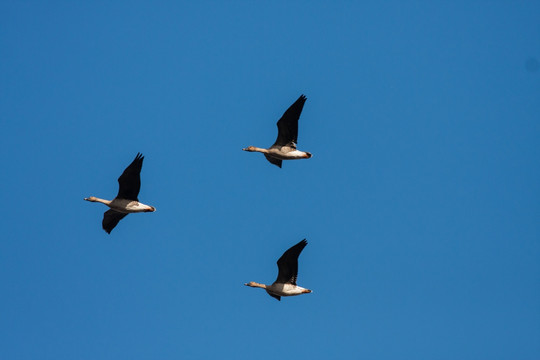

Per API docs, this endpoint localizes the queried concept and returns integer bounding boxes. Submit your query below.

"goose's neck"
[245,281,267,289]
[84,196,112,206]
[243,146,269,154]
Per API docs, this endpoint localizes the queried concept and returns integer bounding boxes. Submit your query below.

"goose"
[245,239,312,301]
[242,94,312,168]
[84,153,156,234]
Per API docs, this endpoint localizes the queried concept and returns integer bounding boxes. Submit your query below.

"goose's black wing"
[275,239,308,285]
[117,153,144,201]
[271,95,307,149]
[102,210,128,234]
[264,155,282,168]
[268,293,281,301]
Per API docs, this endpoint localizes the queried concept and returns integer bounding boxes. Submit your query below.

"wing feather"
[264,155,282,168]
[102,210,128,234]
[275,239,308,285]
[268,293,281,301]
[272,95,307,148]
[117,153,144,200]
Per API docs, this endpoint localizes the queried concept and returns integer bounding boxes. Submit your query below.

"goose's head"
[242,146,257,152]
[84,196,98,202]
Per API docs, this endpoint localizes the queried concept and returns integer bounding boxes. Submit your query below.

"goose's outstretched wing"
[264,155,282,168]
[117,153,144,201]
[102,210,128,234]
[275,239,308,285]
[272,95,307,149]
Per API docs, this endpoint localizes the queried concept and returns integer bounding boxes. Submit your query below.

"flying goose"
[245,239,312,301]
[242,95,312,168]
[84,153,155,234]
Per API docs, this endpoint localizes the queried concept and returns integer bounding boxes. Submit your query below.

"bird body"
[84,197,155,213]
[109,198,155,213]
[267,283,312,297]
[243,146,311,159]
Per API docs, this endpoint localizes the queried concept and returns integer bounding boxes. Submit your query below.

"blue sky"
[1,1,539,359]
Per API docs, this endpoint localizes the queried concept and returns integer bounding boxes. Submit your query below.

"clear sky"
[1,1,539,359]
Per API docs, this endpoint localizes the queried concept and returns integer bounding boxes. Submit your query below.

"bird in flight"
[245,239,312,301]
[84,153,155,234]
[243,95,312,168]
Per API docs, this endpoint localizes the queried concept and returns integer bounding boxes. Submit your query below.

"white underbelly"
[284,150,309,159]
[109,199,151,213]
[267,283,308,297]
[268,149,310,160]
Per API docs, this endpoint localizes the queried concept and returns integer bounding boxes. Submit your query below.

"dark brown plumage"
[102,210,127,234]
[117,152,144,201]
[275,239,308,285]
